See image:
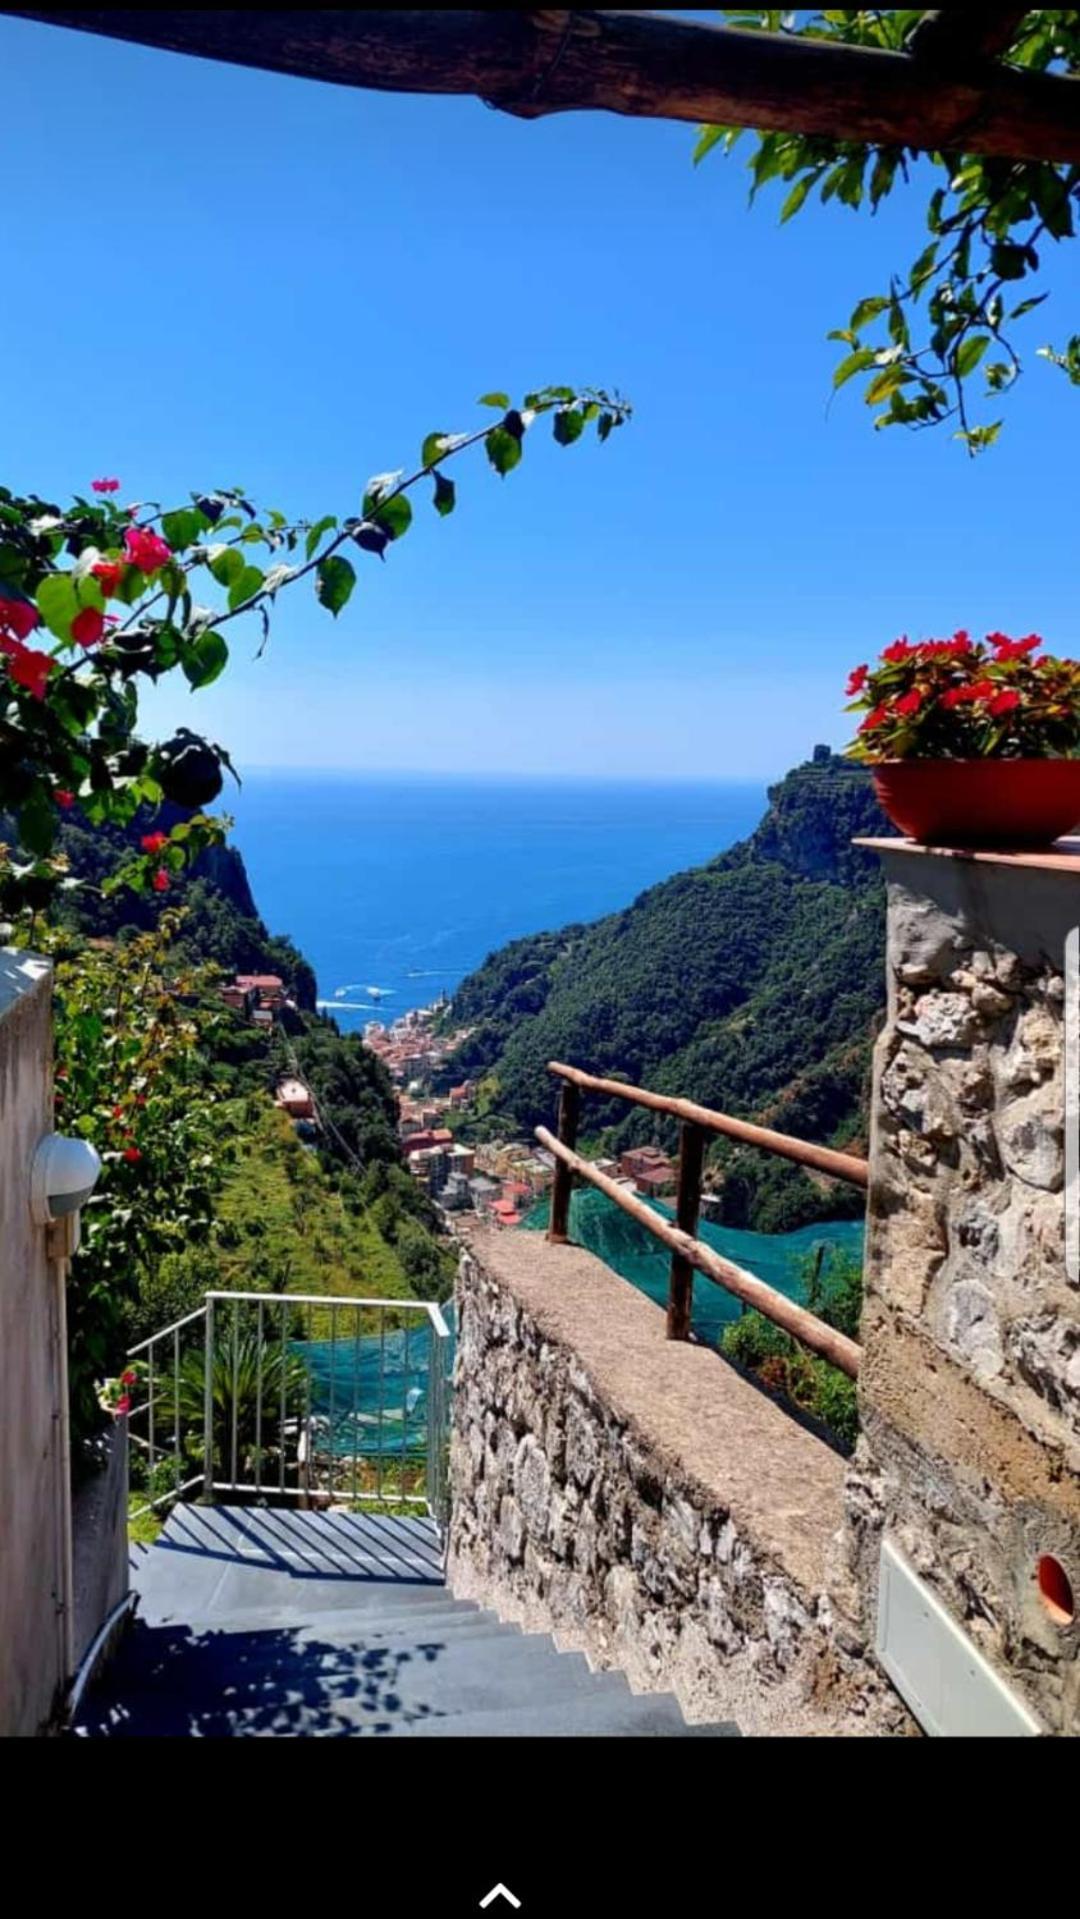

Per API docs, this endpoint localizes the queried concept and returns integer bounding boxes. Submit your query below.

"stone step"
[404,1693,738,1738]
[74,1621,633,1738]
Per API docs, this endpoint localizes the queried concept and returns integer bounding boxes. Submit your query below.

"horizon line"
[227,762,808,785]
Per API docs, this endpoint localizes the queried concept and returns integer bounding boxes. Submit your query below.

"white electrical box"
[876,1537,1042,1737]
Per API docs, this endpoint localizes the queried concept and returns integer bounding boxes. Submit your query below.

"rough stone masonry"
[844,843,1080,1735]
[448,1220,908,1736]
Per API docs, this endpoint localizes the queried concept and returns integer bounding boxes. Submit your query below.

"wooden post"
[547,1080,580,1243]
[667,1121,706,1341]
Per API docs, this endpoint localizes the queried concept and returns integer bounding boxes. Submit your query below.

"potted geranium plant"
[844,631,1080,847]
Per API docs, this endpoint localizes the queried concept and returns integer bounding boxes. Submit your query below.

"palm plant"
[177,1329,309,1483]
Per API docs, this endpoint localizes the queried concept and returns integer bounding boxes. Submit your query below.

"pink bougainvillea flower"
[6,643,53,700]
[882,638,912,662]
[845,664,869,697]
[71,606,105,649]
[91,560,125,597]
[56,789,74,809]
[92,477,121,493]
[151,868,170,893]
[123,525,171,574]
[989,689,1021,717]
[114,1394,131,1417]
[895,688,924,717]
[141,831,168,854]
[0,595,41,642]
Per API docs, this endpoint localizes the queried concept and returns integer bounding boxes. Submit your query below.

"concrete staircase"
[73,1506,739,1738]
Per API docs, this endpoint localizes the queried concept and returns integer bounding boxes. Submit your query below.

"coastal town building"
[274,1077,314,1121]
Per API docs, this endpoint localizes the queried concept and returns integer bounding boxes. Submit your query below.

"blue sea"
[226,772,768,1024]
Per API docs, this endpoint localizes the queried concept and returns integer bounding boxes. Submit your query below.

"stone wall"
[0,949,67,1736]
[449,1221,908,1736]
[844,845,1080,1735]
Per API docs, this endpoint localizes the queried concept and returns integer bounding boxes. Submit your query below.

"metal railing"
[538,1060,865,1378]
[128,1290,453,1533]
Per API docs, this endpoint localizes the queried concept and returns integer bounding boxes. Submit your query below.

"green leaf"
[780,174,814,223]
[18,785,55,857]
[833,347,876,390]
[422,431,450,467]
[208,546,245,589]
[990,242,1027,280]
[954,334,990,378]
[552,407,585,446]
[227,564,264,612]
[182,628,229,689]
[478,392,511,409]
[692,123,726,165]
[36,573,78,641]
[849,294,890,331]
[162,508,207,552]
[315,555,356,616]
[304,515,337,562]
[485,427,523,476]
[433,473,456,517]
[865,364,909,404]
[362,492,413,540]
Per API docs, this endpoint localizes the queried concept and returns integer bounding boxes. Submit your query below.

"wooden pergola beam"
[5,9,1080,164]
[909,9,1033,66]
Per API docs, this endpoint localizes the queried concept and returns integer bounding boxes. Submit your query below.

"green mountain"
[443,750,888,1232]
[45,801,317,1010]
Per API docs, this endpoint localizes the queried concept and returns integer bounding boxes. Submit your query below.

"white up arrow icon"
[479,1889,521,1911]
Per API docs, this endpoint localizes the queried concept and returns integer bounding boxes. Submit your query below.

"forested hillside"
[48,801,317,1009]
[443,751,889,1231]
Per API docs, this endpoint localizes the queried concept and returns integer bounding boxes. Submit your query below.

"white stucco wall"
[0,948,65,1736]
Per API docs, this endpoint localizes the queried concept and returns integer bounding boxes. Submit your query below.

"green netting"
[522,1188,864,1344]
[294,1323,449,1460]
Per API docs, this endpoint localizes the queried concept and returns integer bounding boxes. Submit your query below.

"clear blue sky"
[4,14,1077,780]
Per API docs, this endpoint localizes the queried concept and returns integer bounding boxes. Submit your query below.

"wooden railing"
[536,1061,866,1379]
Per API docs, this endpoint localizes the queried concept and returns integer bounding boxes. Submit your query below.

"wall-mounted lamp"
[30,1132,102,1227]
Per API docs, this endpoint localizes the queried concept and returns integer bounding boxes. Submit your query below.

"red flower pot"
[871,759,1080,850]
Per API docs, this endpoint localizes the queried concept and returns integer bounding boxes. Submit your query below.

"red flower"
[895,688,924,717]
[5,643,52,700]
[123,1146,142,1163]
[989,689,1021,717]
[845,664,869,697]
[882,638,912,662]
[114,1394,131,1417]
[71,606,105,649]
[91,477,120,494]
[0,595,41,642]
[91,561,125,597]
[992,634,1042,663]
[113,1104,125,1119]
[56,789,74,809]
[941,680,995,709]
[140,831,168,854]
[859,703,890,733]
[123,525,171,574]
[120,1368,138,1388]
[151,868,170,893]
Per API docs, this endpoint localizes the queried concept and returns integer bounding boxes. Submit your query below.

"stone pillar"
[845,841,1080,1734]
